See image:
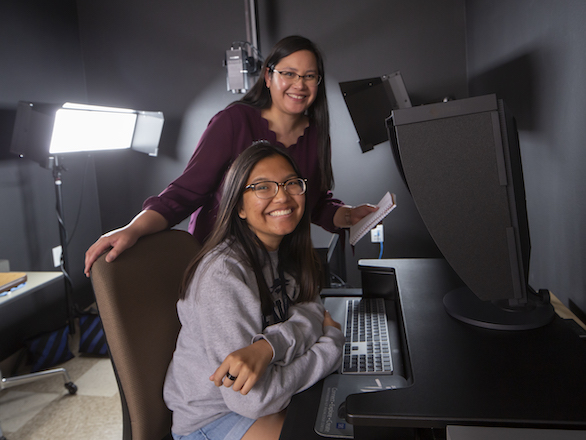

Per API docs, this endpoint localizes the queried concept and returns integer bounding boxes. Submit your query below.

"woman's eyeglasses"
[271,69,322,86]
[245,178,307,199]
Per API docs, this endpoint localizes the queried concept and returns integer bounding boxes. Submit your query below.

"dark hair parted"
[180,141,323,315]
[238,35,333,193]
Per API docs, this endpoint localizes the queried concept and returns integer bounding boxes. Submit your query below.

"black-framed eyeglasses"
[244,178,307,199]
[271,69,322,86]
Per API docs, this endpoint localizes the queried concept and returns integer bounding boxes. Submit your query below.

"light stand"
[10,101,165,335]
[52,156,76,334]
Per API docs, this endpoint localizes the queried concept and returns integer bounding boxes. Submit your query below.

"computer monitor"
[386,94,554,330]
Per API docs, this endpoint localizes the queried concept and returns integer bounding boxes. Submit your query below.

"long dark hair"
[238,35,333,193]
[180,141,323,315]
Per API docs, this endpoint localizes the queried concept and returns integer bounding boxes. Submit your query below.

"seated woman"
[163,141,344,440]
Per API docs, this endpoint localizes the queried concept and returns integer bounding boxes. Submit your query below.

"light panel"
[49,109,138,154]
[10,101,164,163]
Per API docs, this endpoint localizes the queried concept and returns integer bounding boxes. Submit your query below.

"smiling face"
[238,154,305,251]
[265,49,319,117]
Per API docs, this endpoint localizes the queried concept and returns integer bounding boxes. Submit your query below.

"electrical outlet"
[0,259,10,271]
[370,224,384,243]
[52,245,62,267]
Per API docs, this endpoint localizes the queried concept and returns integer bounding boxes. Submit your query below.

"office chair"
[90,230,201,440]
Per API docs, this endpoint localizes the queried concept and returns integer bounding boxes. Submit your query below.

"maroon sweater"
[143,103,344,244]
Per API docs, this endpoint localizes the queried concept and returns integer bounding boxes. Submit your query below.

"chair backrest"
[91,230,201,440]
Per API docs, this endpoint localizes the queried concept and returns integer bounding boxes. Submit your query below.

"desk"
[280,259,586,439]
[0,272,65,360]
[0,272,62,307]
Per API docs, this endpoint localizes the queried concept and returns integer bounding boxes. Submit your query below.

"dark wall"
[257,0,468,286]
[76,0,248,232]
[2,0,582,325]
[466,0,586,318]
[8,1,576,315]
[0,0,101,310]
[77,0,467,286]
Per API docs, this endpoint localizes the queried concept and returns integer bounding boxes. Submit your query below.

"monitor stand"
[443,286,555,331]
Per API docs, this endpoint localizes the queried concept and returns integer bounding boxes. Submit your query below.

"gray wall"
[256,0,468,286]
[4,0,582,318]
[76,0,249,232]
[466,0,586,319]
[0,0,100,309]
[77,0,467,287]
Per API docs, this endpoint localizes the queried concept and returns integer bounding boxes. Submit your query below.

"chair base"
[0,366,77,438]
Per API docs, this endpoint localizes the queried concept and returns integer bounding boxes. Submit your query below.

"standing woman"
[84,35,377,276]
[164,142,344,440]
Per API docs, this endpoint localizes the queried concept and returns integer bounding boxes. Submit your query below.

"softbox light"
[10,101,164,166]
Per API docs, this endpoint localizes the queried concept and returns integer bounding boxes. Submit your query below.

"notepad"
[349,192,396,246]
[0,272,27,294]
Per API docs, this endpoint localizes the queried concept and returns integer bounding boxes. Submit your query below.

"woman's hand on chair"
[84,227,141,277]
[84,210,168,277]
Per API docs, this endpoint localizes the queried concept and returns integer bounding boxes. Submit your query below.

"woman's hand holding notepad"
[349,192,397,246]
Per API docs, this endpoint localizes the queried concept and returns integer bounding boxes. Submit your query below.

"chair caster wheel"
[65,382,78,395]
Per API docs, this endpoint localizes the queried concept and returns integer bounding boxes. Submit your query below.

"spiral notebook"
[349,192,396,246]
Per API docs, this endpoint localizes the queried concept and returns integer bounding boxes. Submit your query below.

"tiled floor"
[0,355,122,440]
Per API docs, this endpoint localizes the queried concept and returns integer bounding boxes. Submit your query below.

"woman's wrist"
[334,205,354,229]
[253,338,274,364]
[129,209,169,236]
[344,208,352,227]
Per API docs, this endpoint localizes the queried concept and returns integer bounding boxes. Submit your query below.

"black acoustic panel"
[394,110,520,301]
[10,101,59,165]
[340,72,411,152]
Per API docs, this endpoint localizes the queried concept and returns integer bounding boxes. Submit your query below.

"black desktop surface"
[279,259,586,439]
